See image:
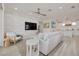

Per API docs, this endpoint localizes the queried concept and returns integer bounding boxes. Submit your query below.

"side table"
[3,37,10,48]
[26,39,39,56]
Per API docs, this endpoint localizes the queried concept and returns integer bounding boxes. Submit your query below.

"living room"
[0,3,79,56]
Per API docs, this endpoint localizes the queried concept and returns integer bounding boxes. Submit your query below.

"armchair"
[5,32,23,44]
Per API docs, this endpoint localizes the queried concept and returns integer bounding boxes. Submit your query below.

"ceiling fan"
[32,8,46,16]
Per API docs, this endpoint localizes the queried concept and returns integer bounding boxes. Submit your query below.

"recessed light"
[14,8,18,10]
[72,22,76,25]
[48,9,52,11]
[59,7,63,9]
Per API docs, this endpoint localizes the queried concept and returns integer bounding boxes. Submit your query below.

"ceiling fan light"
[33,8,46,16]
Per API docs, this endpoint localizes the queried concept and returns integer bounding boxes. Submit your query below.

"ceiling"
[4,3,79,21]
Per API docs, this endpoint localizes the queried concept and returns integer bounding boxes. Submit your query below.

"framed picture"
[43,21,50,28]
[51,21,56,28]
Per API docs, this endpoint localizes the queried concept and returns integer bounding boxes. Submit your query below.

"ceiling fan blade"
[40,13,46,16]
[32,11,38,14]
[34,12,38,14]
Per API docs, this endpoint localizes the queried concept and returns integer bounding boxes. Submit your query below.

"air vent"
[48,9,52,12]
[71,6,75,8]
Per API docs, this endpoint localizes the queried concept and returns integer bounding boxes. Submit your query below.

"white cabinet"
[73,30,79,36]
[64,31,72,37]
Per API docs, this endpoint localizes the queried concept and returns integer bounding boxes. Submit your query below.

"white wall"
[0,9,3,46]
[4,12,40,39]
[72,21,79,36]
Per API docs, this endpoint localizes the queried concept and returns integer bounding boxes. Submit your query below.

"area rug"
[0,46,21,56]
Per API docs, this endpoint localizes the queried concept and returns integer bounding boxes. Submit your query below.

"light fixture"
[72,22,76,25]
[62,23,65,26]
[14,7,18,10]
[59,7,63,10]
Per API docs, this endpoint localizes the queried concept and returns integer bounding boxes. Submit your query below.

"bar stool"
[26,39,39,56]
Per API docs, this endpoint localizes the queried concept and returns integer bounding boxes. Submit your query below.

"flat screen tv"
[25,22,37,30]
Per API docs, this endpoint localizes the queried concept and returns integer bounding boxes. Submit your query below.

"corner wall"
[0,8,3,46]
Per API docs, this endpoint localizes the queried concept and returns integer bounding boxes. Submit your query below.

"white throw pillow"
[6,32,16,39]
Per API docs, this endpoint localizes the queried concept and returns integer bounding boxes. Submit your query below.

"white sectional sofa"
[39,32,63,55]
